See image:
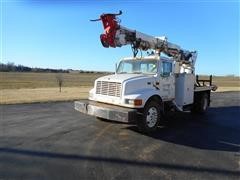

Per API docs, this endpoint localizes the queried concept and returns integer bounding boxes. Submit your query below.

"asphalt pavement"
[0,92,240,180]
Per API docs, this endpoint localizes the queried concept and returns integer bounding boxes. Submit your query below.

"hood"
[96,73,150,83]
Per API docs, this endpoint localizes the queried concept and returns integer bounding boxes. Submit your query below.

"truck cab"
[89,55,174,108]
[88,55,193,109]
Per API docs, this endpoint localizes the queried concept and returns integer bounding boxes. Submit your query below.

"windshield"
[117,60,158,74]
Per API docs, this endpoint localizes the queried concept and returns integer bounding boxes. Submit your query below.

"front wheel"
[137,101,161,133]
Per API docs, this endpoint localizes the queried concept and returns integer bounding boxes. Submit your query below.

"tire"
[191,93,209,114]
[137,101,161,133]
[199,93,209,113]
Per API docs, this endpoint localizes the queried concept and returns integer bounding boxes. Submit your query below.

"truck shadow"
[0,147,239,178]
[126,106,240,152]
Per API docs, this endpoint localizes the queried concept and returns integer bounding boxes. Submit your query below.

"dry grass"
[215,86,240,92]
[198,75,240,92]
[0,87,92,104]
[0,72,239,104]
[199,75,240,88]
[0,72,108,89]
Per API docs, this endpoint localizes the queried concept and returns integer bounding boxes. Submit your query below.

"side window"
[161,61,172,77]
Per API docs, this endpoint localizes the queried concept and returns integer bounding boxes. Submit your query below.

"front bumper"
[74,100,139,123]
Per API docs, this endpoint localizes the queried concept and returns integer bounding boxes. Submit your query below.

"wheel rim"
[146,107,158,128]
[203,96,208,110]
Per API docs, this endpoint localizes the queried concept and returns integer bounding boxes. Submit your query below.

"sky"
[1,0,239,75]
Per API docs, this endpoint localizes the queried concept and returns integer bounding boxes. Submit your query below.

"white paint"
[88,24,213,110]
[175,74,195,106]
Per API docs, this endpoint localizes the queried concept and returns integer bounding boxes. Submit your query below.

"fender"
[123,88,162,108]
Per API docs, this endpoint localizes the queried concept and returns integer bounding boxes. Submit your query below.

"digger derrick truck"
[75,11,217,133]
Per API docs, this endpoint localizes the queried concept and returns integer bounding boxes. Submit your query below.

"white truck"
[75,11,217,133]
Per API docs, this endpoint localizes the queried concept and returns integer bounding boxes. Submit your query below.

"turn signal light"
[134,99,142,106]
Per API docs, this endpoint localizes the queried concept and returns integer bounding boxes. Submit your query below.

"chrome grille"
[96,81,122,97]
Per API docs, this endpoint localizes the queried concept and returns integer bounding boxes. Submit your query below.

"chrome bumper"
[74,100,139,123]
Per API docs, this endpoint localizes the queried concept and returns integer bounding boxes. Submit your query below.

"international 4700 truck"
[75,11,217,133]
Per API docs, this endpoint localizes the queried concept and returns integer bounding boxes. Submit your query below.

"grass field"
[0,72,107,89]
[199,75,240,88]
[0,87,91,104]
[0,72,239,104]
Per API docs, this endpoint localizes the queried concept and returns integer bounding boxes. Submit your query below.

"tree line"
[0,62,69,73]
[0,62,109,74]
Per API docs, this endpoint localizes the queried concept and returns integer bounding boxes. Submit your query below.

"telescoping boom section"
[91,11,197,64]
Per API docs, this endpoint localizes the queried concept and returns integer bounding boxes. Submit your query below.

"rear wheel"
[137,101,161,133]
[191,92,209,114]
[201,93,209,112]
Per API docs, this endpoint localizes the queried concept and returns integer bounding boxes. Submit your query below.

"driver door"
[159,60,175,101]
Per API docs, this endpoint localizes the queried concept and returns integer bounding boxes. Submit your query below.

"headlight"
[88,88,95,99]
[125,99,142,106]
[89,91,94,99]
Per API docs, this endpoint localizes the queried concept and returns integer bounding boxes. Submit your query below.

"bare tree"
[56,73,63,92]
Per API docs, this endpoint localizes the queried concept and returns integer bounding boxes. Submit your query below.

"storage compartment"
[175,74,195,106]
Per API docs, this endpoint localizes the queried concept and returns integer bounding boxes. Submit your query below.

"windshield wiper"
[132,72,142,74]
[118,72,127,74]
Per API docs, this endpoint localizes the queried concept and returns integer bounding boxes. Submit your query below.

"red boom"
[91,11,122,48]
